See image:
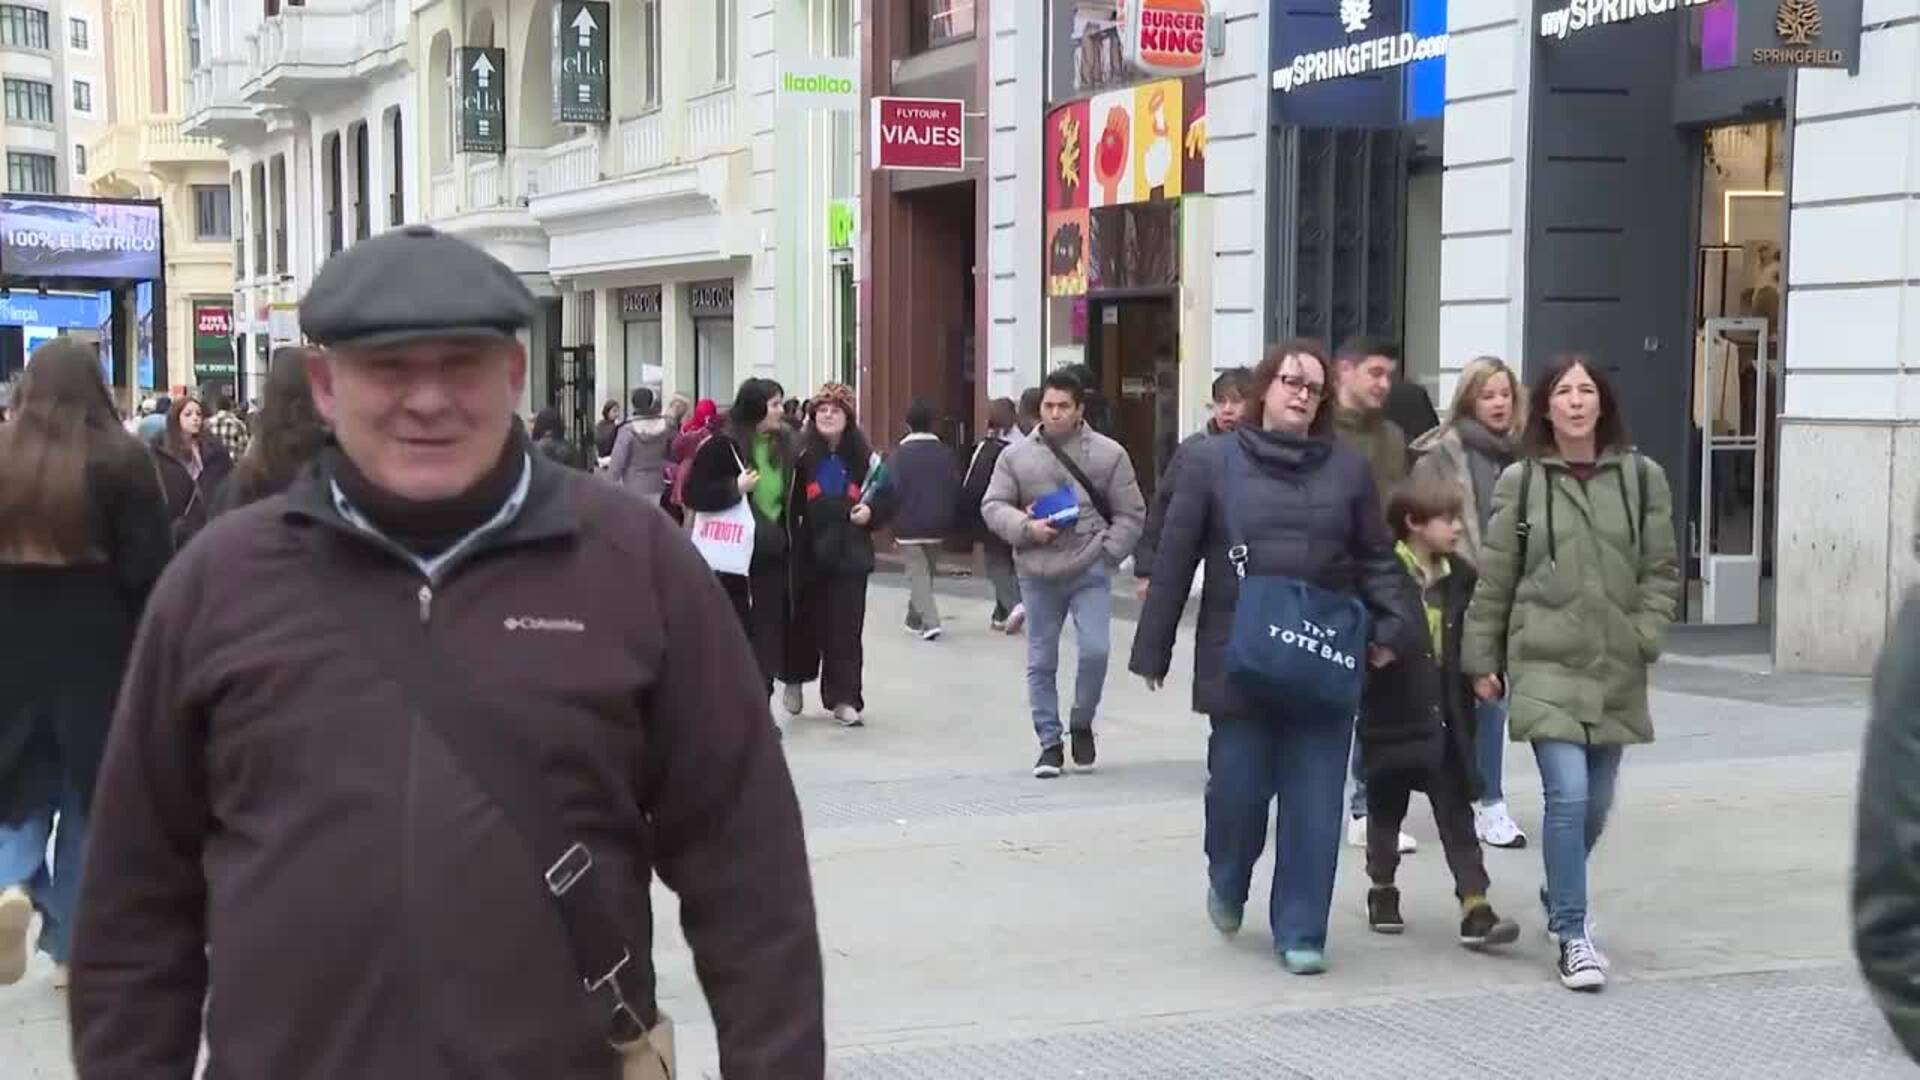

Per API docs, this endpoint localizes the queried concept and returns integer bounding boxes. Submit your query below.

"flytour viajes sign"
[457,46,507,154]
[552,0,610,123]
[777,52,859,113]
[1271,0,1449,94]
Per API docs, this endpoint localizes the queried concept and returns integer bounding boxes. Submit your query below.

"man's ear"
[306,348,338,425]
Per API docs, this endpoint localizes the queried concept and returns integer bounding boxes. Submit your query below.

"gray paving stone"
[832,968,1910,1080]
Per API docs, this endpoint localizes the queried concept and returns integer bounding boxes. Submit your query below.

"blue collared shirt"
[329,454,533,581]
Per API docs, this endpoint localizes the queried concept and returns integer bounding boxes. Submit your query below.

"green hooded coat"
[1461,450,1681,745]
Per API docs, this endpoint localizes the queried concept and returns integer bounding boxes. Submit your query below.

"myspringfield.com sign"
[1538,0,1714,40]
[1272,29,1448,93]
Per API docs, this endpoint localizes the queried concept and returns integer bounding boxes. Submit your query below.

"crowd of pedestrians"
[0,224,1707,1079]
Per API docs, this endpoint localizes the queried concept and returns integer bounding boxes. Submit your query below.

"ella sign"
[1123,0,1209,77]
[870,97,965,171]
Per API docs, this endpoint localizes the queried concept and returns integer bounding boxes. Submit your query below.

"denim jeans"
[1206,708,1354,953]
[0,774,88,965]
[1473,696,1510,805]
[1019,564,1112,749]
[1533,740,1624,940]
[1347,735,1369,818]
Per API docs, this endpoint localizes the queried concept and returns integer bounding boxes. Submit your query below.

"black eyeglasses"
[1279,373,1325,401]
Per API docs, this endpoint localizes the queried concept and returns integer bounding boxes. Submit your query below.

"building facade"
[410,0,852,440]
[182,0,414,400]
[983,0,1904,674]
[0,0,100,195]
[90,0,233,395]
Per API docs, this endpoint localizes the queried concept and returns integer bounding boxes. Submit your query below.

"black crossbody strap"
[330,555,657,1046]
[1041,432,1114,525]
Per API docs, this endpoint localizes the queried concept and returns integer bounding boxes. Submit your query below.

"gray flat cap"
[299,224,537,348]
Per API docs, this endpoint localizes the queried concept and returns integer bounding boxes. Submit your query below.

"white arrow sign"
[571,6,596,47]
[471,51,495,87]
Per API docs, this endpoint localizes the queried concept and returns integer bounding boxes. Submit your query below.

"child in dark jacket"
[1359,474,1520,949]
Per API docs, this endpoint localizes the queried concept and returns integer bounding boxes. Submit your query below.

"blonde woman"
[1409,356,1526,850]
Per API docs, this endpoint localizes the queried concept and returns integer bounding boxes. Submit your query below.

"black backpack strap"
[1514,460,1534,574]
[329,555,658,1048]
[1041,432,1114,526]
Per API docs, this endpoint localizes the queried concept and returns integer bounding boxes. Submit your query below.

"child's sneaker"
[1366,886,1405,934]
[1459,902,1520,949]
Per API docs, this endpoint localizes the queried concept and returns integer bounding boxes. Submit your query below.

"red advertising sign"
[1124,0,1209,78]
[194,304,233,336]
[869,97,965,172]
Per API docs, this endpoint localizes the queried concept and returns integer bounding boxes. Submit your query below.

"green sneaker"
[1280,948,1327,976]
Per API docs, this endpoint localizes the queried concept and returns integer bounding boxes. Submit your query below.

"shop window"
[912,0,975,52]
[5,151,55,193]
[0,6,49,51]
[194,185,232,241]
[3,77,52,123]
[1046,1,1144,102]
[695,318,735,402]
[1088,202,1178,291]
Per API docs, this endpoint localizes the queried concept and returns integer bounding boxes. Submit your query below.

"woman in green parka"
[1461,355,1680,995]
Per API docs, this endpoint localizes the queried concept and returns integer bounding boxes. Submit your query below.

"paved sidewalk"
[0,578,1898,1079]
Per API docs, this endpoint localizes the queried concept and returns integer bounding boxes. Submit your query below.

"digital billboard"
[0,196,163,281]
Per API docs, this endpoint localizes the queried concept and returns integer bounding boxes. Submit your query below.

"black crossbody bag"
[329,556,674,1076]
[1040,434,1114,526]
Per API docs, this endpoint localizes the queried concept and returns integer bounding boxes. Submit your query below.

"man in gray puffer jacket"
[983,370,1145,780]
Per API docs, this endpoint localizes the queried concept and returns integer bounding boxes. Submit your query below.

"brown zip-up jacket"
[70,453,825,1079]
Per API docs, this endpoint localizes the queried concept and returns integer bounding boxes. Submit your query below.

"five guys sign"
[869,96,965,171]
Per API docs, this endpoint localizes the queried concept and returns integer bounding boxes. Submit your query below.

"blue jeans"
[1347,735,1368,818]
[1206,709,1353,953]
[1020,565,1112,749]
[0,775,88,965]
[1533,740,1624,941]
[1474,696,1510,805]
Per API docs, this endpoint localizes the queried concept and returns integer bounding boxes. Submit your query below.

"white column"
[744,0,779,375]
[1207,0,1271,374]
[985,0,1044,398]
[1435,0,1531,402]
[1773,14,1920,674]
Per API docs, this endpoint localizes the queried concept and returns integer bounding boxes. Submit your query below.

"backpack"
[669,430,713,509]
[954,434,1006,534]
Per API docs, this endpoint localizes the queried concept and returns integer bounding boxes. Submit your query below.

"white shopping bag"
[690,445,757,576]
[691,499,755,576]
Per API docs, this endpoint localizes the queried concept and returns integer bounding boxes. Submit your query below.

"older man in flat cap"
[69,226,825,1080]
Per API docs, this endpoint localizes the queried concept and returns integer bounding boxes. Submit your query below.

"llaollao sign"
[1124,0,1209,78]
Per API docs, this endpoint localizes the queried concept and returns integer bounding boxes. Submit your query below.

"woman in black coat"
[1128,339,1420,976]
[683,378,799,702]
[0,339,171,985]
[151,395,233,549]
[778,383,887,728]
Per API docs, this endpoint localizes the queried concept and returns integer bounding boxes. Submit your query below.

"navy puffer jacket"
[1127,426,1421,718]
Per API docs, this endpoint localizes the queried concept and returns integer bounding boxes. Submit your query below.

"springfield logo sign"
[1272,29,1448,93]
[1539,0,1714,39]
[1752,0,1851,67]
[0,196,162,281]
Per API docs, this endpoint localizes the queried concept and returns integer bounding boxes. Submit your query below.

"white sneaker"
[1004,604,1026,634]
[0,885,30,986]
[1474,801,1529,849]
[1546,916,1610,969]
[781,683,804,717]
[833,705,864,728]
[1347,816,1418,853]
[1557,937,1608,991]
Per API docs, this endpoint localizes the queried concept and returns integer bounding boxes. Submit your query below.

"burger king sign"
[1123,0,1210,78]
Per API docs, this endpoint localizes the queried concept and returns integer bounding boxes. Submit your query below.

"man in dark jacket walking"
[960,397,1024,632]
[1856,582,1920,1061]
[888,401,960,640]
[69,226,825,1080]
[1134,367,1249,601]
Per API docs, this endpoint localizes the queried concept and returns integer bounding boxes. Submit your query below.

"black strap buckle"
[545,842,594,896]
[1226,544,1249,579]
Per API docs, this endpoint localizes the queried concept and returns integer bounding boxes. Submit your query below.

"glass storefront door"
[695,317,735,404]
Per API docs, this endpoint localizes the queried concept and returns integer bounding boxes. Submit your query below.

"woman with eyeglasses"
[1130,339,1420,976]
[1462,354,1679,993]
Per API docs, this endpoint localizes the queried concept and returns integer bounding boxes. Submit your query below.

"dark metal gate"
[1272,126,1408,349]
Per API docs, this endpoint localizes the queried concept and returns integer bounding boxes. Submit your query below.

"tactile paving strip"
[831,967,1909,1079]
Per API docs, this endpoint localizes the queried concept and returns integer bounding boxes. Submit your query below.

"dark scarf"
[325,429,527,559]
[1452,418,1515,531]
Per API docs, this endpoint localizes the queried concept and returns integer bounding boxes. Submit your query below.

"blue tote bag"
[1220,446,1371,716]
